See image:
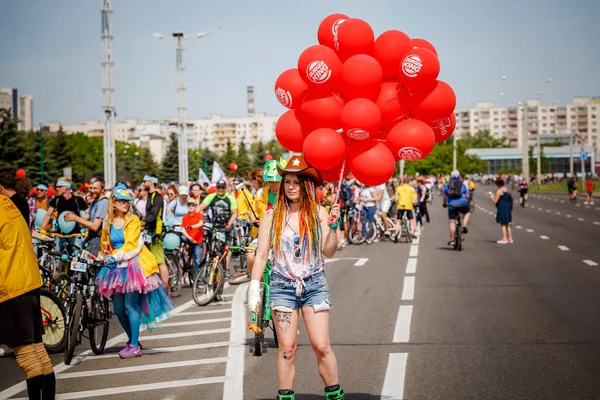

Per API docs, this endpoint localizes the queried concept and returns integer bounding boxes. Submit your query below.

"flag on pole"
[198,168,210,187]
[211,161,227,184]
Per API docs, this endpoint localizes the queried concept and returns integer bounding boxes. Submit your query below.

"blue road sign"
[580,152,588,160]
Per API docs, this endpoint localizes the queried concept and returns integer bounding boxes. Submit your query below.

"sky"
[1,0,599,125]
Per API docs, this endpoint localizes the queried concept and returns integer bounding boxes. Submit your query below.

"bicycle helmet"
[263,158,286,183]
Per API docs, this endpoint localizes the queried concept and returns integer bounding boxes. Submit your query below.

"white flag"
[198,168,210,186]
[211,161,227,184]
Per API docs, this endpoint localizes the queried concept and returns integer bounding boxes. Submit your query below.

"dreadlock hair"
[271,174,322,265]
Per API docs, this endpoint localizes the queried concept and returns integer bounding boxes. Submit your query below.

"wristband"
[328,219,340,231]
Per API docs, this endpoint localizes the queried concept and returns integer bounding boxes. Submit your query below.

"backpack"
[447,178,463,199]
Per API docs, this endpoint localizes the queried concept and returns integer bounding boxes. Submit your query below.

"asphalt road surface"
[2,189,600,399]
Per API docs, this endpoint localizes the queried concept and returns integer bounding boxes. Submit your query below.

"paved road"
[2,195,600,399]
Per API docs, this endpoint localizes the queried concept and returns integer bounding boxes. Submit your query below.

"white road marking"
[409,245,419,257]
[405,258,417,274]
[583,260,599,266]
[566,215,572,218]
[576,204,581,207]
[223,281,248,399]
[540,235,549,240]
[560,201,565,203]
[178,308,232,316]
[557,245,570,251]
[354,258,369,266]
[138,328,230,341]
[324,259,340,264]
[556,212,561,215]
[594,222,600,225]
[393,305,413,343]
[578,218,585,221]
[401,276,415,300]
[86,342,230,361]
[546,209,551,213]
[412,235,420,244]
[538,207,543,210]
[526,229,534,233]
[381,353,408,400]
[595,207,600,211]
[57,358,228,380]
[516,225,523,229]
[12,377,227,400]
[159,317,231,328]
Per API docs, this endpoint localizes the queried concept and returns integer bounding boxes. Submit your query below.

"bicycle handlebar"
[37,228,86,239]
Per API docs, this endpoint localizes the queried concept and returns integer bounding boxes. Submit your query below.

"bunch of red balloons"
[274,14,457,185]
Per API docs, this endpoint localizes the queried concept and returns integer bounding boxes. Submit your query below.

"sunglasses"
[217,185,226,189]
[168,192,175,196]
[293,234,301,258]
[38,189,47,192]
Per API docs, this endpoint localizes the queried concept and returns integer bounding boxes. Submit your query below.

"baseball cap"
[113,184,133,201]
[178,185,189,195]
[216,179,227,188]
[186,197,197,205]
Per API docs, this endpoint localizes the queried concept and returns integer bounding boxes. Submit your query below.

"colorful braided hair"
[271,174,322,265]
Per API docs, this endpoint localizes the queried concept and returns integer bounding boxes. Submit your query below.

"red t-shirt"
[587,180,594,192]
[182,212,204,244]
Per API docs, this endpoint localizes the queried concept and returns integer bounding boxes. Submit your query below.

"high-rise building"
[0,88,33,131]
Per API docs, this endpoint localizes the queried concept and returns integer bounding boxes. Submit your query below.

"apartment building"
[0,88,33,131]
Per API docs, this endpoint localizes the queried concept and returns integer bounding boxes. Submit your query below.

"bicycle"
[35,242,71,304]
[373,210,398,242]
[396,208,413,244]
[63,252,111,365]
[192,224,228,306]
[40,288,67,354]
[162,226,187,297]
[246,257,278,356]
[519,190,528,207]
[39,229,86,275]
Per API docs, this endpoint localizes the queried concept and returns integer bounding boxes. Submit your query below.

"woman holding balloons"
[248,155,344,400]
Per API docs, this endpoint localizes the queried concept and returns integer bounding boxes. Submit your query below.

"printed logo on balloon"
[399,147,422,161]
[307,61,332,84]
[346,128,370,140]
[402,55,422,78]
[275,87,293,108]
[332,18,346,51]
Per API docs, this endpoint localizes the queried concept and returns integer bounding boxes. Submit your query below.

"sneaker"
[497,239,509,244]
[215,294,226,302]
[120,344,142,359]
[508,239,514,243]
[584,201,589,205]
[126,341,143,350]
[462,226,468,234]
[325,385,345,399]
[448,240,456,246]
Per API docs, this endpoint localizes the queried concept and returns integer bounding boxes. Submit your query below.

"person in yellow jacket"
[95,184,172,359]
[0,194,56,399]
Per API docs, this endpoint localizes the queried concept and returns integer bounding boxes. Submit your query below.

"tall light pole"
[453,133,457,171]
[152,31,209,184]
[536,79,553,184]
[101,0,116,186]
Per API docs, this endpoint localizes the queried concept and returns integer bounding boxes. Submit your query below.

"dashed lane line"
[566,215,572,218]
[526,229,534,233]
[409,245,419,257]
[401,276,415,301]
[583,260,599,266]
[516,225,523,229]
[578,218,585,221]
[540,235,549,240]
[557,245,570,251]
[381,353,408,400]
[138,328,231,341]
[406,258,417,274]
[393,305,413,343]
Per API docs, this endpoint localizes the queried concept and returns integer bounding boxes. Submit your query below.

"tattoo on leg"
[275,311,292,334]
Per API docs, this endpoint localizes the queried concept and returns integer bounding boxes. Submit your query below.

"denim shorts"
[269,271,331,312]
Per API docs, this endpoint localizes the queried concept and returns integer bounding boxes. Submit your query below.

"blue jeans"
[190,243,203,275]
[112,292,141,347]
[361,206,376,238]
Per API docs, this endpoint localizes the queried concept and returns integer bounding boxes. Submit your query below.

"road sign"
[580,152,588,160]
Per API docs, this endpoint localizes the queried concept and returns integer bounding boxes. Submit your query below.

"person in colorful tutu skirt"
[96,184,172,359]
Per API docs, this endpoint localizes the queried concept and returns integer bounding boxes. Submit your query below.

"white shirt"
[361,187,376,208]
[376,184,390,203]
[134,198,147,218]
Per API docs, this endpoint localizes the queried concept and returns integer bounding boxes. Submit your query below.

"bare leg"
[507,224,513,241]
[449,219,456,240]
[463,212,471,227]
[273,309,300,390]
[302,307,339,386]
[501,225,508,241]
[381,211,389,232]
[158,263,168,285]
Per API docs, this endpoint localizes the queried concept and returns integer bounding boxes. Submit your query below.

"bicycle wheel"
[254,285,267,356]
[89,296,110,355]
[166,253,182,297]
[192,259,224,306]
[455,225,462,251]
[403,220,412,243]
[40,289,66,354]
[64,292,83,365]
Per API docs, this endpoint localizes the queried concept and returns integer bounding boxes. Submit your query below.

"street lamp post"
[152,31,210,184]
[101,0,116,186]
[453,133,457,171]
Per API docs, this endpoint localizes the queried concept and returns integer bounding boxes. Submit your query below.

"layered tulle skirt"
[95,257,172,328]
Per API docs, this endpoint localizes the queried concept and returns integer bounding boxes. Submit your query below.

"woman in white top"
[167,185,190,226]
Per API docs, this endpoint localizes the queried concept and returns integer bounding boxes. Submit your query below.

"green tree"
[251,141,267,168]
[460,130,508,149]
[161,132,179,183]
[220,140,236,170]
[0,108,25,172]
[46,128,74,183]
[403,141,486,176]
[236,141,252,177]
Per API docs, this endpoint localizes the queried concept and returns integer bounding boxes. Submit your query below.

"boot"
[277,389,295,399]
[325,384,345,399]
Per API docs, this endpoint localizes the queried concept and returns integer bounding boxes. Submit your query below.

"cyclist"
[96,184,172,359]
[442,170,471,247]
[567,176,577,202]
[247,155,344,400]
[198,178,238,280]
[41,177,89,253]
[467,178,476,206]
[373,182,392,235]
[360,184,377,240]
[141,175,169,286]
[394,177,418,238]
[64,177,108,256]
[416,179,430,226]
[181,197,204,279]
[518,178,529,205]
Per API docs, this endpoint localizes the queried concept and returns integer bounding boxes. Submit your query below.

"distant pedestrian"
[585,176,595,205]
[489,178,513,244]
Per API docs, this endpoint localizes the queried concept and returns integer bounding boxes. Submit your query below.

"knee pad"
[34,342,54,375]
[14,344,44,379]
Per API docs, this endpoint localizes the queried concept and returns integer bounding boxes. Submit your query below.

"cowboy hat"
[277,155,323,186]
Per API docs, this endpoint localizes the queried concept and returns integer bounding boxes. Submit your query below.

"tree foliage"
[160,132,179,183]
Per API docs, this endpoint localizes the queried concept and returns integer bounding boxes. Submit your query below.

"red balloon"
[317,13,350,50]
[427,113,456,143]
[411,80,456,121]
[264,154,274,161]
[411,38,438,56]
[303,128,347,170]
[16,169,26,178]
[341,98,381,141]
[319,160,349,183]
[230,162,238,172]
[397,48,440,90]
[335,18,374,61]
[340,55,382,100]
[300,91,344,132]
[347,140,396,186]
[386,119,435,161]
[298,45,343,91]
[276,110,306,152]
[207,186,217,194]
[376,82,412,128]
[274,69,309,109]
[372,30,412,80]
